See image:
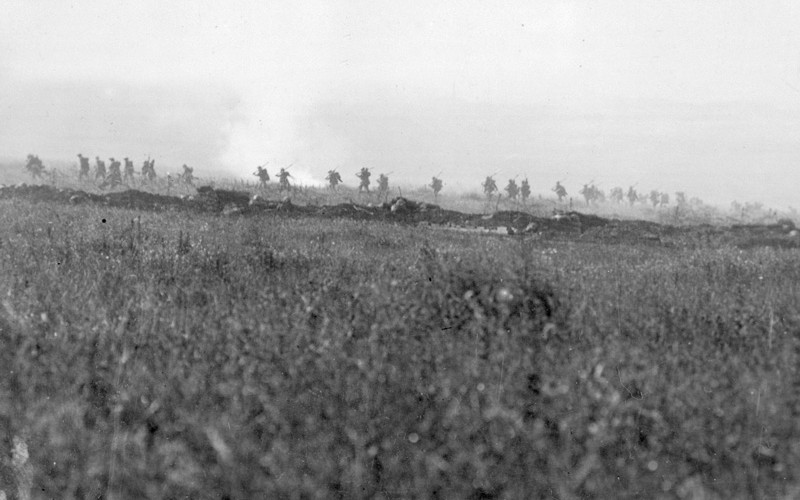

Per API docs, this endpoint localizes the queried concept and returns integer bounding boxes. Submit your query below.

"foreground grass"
[0,199,798,499]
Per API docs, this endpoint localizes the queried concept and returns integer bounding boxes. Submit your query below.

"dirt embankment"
[1,183,797,248]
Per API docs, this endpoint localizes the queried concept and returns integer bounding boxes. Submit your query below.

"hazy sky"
[2,1,800,205]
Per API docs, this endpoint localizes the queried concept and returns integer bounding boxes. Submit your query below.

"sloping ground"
[1,183,798,248]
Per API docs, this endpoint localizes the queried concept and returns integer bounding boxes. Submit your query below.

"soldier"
[649,190,660,208]
[520,178,531,202]
[505,179,519,200]
[144,159,157,181]
[377,173,389,198]
[95,156,106,181]
[579,183,595,206]
[77,154,91,180]
[482,176,497,198]
[326,169,342,190]
[253,166,270,188]
[106,158,122,187]
[181,164,194,185]
[24,154,46,179]
[430,176,443,200]
[610,186,624,204]
[627,186,638,206]
[278,168,292,191]
[553,181,567,202]
[592,185,605,203]
[356,167,371,192]
[123,157,135,181]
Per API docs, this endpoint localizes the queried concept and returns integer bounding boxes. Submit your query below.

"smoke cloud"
[0,76,243,176]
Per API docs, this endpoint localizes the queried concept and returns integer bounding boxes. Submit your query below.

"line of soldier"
[482,176,534,202]
[255,165,448,201]
[479,176,677,208]
[27,153,674,208]
[255,165,433,198]
[254,165,294,191]
[75,155,200,189]
[76,154,157,185]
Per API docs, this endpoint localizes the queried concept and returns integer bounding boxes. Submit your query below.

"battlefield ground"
[1,162,799,499]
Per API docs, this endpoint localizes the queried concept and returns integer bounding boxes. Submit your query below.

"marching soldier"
[326,169,342,190]
[482,176,497,198]
[123,157,135,181]
[377,173,389,198]
[77,154,91,180]
[649,190,660,208]
[520,178,531,202]
[278,168,292,191]
[505,179,519,200]
[24,154,46,179]
[580,184,593,206]
[610,187,624,204]
[181,164,194,185]
[356,167,371,192]
[254,166,270,188]
[106,158,122,187]
[95,157,106,181]
[145,159,157,181]
[553,181,567,202]
[430,176,443,200]
[627,186,638,206]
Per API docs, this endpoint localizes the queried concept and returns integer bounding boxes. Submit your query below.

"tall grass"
[0,198,798,498]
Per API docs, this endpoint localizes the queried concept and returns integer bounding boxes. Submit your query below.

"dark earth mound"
[1,184,798,249]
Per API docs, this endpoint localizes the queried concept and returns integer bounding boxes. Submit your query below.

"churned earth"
[1,183,797,249]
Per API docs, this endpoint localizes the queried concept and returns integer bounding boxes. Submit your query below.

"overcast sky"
[2,1,800,205]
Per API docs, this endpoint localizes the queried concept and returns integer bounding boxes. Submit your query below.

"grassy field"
[0,181,799,498]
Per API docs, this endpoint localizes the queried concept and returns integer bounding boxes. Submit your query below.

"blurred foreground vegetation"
[0,198,798,498]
